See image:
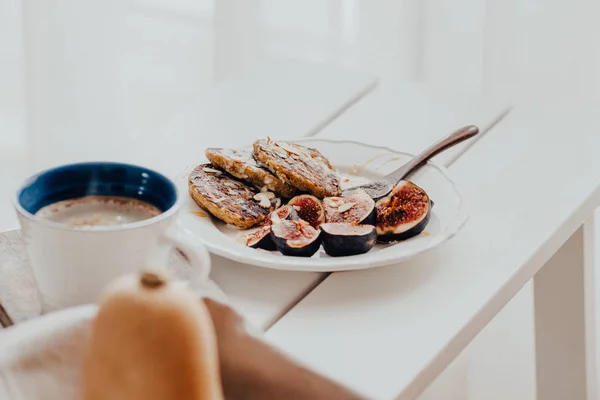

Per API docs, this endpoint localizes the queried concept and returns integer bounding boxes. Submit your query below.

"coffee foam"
[35,196,162,227]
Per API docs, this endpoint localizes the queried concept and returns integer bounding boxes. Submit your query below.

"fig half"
[288,195,325,229]
[323,189,376,225]
[321,223,377,257]
[264,204,298,226]
[270,214,322,257]
[375,180,431,242]
[245,225,276,250]
[246,205,298,251]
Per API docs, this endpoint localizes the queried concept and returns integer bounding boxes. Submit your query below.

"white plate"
[177,139,468,272]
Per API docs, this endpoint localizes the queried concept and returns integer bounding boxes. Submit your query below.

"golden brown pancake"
[205,148,297,198]
[252,139,341,199]
[188,164,272,229]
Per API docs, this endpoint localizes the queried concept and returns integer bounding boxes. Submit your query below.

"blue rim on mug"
[14,162,180,231]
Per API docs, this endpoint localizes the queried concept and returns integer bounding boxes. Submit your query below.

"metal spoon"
[343,125,479,199]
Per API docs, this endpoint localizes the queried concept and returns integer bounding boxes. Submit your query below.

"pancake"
[188,164,273,229]
[252,139,341,199]
[205,148,297,198]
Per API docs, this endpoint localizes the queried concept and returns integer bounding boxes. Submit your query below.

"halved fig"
[264,204,298,226]
[375,180,431,242]
[270,214,322,257]
[247,205,299,251]
[321,223,377,257]
[323,189,376,225]
[288,195,325,229]
[245,225,276,250]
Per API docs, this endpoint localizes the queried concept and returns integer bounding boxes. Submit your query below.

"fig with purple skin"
[321,223,377,257]
[264,204,298,226]
[245,225,277,250]
[375,180,431,242]
[270,214,322,257]
[288,194,325,229]
[323,189,375,225]
[246,205,299,250]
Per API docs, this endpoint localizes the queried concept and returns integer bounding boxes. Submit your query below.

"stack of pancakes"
[188,139,341,229]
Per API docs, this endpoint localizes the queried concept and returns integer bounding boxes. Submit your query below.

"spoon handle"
[383,125,479,183]
[0,301,14,328]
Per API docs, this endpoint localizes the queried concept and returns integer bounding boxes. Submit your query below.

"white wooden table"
[5,60,562,399]
[267,99,600,400]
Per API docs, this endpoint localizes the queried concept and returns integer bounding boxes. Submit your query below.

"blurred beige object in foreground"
[84,272,223,400]
[0,274,228,400]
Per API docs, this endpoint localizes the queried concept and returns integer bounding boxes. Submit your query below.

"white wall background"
[2,0,600,398]
[0,0,26,152]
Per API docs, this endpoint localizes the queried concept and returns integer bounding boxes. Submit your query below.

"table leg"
[534,218,597,400]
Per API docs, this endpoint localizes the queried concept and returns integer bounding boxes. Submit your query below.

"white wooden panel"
[315,81,509,167]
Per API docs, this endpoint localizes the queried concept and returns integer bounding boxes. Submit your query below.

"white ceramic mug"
[14,162,211,312]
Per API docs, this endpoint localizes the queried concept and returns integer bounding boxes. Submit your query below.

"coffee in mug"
[36,196,161,227]
[14,162,211,312]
